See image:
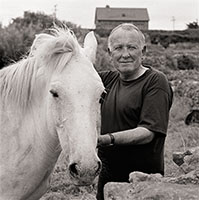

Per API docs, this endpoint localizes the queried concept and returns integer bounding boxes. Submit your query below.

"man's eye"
[114,46,122,51]
[128,46,136,50]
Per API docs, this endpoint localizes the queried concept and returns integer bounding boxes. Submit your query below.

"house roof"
[95,7,149,23]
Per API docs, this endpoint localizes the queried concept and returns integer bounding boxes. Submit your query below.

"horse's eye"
[99,90,107,104]
[49,89,59,98]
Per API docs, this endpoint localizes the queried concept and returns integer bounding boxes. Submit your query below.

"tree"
[0,11,82,68]
[187,21,199,29]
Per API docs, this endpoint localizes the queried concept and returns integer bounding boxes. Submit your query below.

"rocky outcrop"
[104,147,199,200]
[104,180,199,200]
[185,109,199,125]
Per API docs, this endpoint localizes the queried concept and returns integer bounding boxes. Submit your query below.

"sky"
[0,0,198,30]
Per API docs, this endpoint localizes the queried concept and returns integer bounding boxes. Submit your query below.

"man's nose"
[121,47,130,58]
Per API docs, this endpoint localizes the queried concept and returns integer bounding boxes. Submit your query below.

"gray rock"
[104,147,199,200]
[104,181,199,200]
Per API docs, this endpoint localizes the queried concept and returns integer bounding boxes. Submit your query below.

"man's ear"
[108,48,111,55]
[142,46,146,54]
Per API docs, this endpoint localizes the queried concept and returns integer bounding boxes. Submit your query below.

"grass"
[165,95,199,177]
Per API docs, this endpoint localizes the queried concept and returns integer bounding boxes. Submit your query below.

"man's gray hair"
[108,23,146,51]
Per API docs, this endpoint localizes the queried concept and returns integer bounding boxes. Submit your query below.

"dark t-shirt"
[98,66,173,177]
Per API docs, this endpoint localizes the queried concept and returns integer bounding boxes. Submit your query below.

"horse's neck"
[0,103,61,200]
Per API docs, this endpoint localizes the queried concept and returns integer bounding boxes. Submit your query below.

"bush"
[0,11,83,69]
[147,29,199,48]
[177,54,195,70]
[165,53,178,71]
[95,36,114,72]
[95,28,111,38]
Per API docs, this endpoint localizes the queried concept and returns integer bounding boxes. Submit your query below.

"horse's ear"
[30,33,53,56]
[83,31,97,64]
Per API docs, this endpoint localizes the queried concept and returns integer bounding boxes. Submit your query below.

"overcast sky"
[0,0,198,30]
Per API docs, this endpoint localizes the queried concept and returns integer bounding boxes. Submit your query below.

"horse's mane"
[0,27,80,109]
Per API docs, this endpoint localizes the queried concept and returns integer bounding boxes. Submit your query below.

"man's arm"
[98,127,154,147]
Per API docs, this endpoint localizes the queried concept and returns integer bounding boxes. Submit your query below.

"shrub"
[147,29,199,48]
[165,53,178,71]
[0,11,83,69]
[177,54,195,70]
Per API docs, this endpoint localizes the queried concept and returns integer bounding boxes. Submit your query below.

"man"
[97,23,173,200]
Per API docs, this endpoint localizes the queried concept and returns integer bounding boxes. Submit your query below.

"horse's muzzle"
[69,160,102,185]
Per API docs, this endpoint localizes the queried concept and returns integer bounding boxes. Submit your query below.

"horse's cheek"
[46,99,59,131]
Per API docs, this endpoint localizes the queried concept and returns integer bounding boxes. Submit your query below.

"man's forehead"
[110,29,140,42]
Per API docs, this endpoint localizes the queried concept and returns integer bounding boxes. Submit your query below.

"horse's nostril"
[69,161,101,178]
[69,163,79,177]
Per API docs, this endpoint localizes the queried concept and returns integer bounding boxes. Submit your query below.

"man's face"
[109,28,143,76]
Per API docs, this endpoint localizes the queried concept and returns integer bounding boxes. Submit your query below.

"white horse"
[0,28,105,200]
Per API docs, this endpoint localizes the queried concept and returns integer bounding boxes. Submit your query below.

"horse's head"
[31,29,104,185]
